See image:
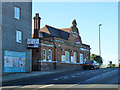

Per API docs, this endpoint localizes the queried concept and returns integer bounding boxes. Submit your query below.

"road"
[2,68,119,89]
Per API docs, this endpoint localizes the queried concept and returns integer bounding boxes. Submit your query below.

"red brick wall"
[32,33,90,71]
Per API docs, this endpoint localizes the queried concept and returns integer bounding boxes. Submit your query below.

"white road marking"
[32,84,37,85]
[53,77,63,80]
[2,86,22,88]
[71,75,77,78]
[38,84,54,88]
[43,82,47,84]
[66,84,77,88]
[63,76,69,79]
[79,69,118,84]
[76,73,81,75]
[81,72,86,74]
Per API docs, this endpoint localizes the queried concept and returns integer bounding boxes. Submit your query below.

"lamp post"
[119,60,120,68]
[99,24,102,57]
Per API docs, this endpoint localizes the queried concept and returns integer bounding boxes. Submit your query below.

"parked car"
[82,60,100,70]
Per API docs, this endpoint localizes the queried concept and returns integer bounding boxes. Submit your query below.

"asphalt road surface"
[2,68,119,89]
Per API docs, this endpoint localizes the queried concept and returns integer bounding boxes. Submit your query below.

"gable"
[40,26,50,34]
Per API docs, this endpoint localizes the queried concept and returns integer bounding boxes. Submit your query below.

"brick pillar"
[33,13,41,38]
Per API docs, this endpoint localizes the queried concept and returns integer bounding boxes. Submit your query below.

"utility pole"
[99,24,102,56]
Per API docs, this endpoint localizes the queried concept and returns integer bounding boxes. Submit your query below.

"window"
[14,7,21,19]
[74,52,77,63]
[86,55,88,61]
[85,55,89,62]
[16,30,22,43]
[61,55,65,62]
[80,54,84,64]
[43,49,46,61]
[71,56,74,63]
[48,50,52,61]
[65,51,70,62]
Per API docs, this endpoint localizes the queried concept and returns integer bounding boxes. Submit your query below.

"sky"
[32,2,118,66]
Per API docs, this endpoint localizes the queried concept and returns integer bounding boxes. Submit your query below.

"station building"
[32,13,90,71]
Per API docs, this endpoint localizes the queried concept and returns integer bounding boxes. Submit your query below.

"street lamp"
[99,24,102,56]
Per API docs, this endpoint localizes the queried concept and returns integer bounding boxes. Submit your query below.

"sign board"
[27,39,39,44]
[27,44,39,49]
[76,38,80,44]
[27,39,39,49]
[4,50,26,72]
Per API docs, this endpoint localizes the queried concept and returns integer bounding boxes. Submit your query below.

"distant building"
[32,13,90,71]
[1,1,32,74]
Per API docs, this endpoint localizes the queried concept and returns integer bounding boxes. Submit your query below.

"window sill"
[14,17,21,20]
[61,62,82,65]
[38,60,57,63]
[16,42,22,44]
[61,62,70,64]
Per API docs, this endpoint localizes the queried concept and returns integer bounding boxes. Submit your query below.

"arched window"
[80,54,84,64]
[65,51,70,62]
[43,49,46,61]
[74,52,77,63]
[48,49,52,61]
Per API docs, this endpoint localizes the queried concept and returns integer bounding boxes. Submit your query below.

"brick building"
[32,13,90,71]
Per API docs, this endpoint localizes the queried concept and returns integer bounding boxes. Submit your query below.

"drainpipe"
[53,38,56,69]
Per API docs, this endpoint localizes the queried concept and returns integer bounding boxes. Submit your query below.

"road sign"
[27,39,39,44]
[27,39,39,49]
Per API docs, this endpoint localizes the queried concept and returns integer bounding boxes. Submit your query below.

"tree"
[94,56,103,64]
[90,54,103,64]
[90,54,96,60]
[108,64,115,67]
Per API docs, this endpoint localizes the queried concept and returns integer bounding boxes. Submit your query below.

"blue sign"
[4,50,26,72]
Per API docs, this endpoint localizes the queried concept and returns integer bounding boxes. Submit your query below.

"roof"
[59,28,71,33]
[40,25,70,40]
[82,43,90,47]
[40,25,50,34]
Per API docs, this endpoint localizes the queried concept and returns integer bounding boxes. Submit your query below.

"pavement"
[1,69,79,83]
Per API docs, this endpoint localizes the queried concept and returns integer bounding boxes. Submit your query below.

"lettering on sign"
[27,39,39,44]
[27,39,39,49]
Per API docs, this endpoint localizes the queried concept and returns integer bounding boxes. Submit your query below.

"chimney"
[33,13,41,38]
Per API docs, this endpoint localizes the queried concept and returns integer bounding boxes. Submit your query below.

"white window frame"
[16,30,22,43]
[80,54,84,64]
[74,52,77,63]
[71,56,74,63]
[43,49,46,61]
[14,7,21,20]
[61,55,65,62]
[65,51,70,63]
[48,49,52,61]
